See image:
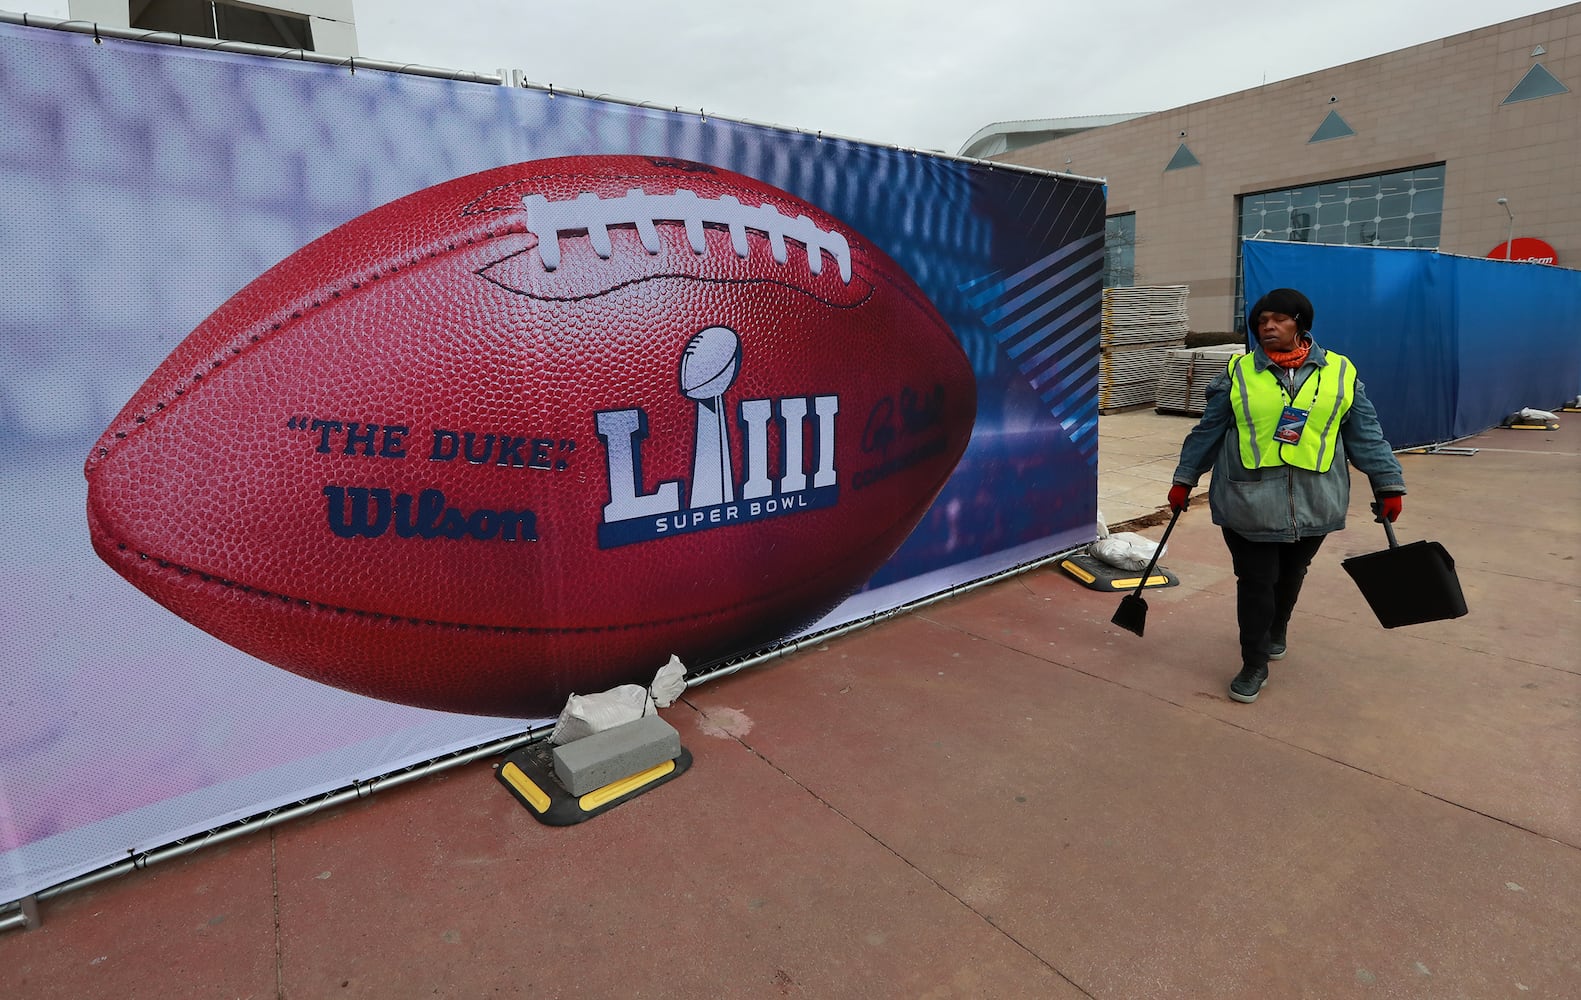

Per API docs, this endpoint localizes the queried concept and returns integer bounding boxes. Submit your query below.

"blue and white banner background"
[0,21,1103,903]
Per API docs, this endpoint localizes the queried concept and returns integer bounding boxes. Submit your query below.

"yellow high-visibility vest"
[1229,350,1356,473]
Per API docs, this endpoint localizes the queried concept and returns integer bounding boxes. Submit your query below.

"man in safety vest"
[1167,287,1406,703]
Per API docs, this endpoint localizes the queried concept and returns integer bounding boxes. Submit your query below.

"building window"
[1164,144,1200,172]
[1308,110,1356,143]
[1104,213,1137,287]
[132,1,316,51]
[1502,64,1570,104]
[1234,164,1445,331]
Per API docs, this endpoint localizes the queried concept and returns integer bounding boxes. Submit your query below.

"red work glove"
[1168,484,1191,512]
[1376,494,1403,522]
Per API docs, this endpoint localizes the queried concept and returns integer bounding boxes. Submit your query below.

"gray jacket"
[1172,341,1406,542]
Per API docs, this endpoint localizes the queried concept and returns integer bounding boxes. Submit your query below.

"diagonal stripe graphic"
[964,237,1104,469]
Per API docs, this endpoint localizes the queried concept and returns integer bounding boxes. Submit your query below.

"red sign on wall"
[1487,237,1558,264]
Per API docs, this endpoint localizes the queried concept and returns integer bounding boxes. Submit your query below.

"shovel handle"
[1371,501,1401,549]
[1128,505,1183,599]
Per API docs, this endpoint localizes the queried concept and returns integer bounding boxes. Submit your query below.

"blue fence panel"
[1452,257,1581,438]
[1244,242,1455,450]
[1244,240,1581,448]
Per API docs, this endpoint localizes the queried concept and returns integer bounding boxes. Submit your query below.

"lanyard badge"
[1272,365,1318,446]
[1274,404,1310,444]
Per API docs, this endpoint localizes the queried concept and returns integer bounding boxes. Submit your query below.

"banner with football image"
[0,19,1104,906]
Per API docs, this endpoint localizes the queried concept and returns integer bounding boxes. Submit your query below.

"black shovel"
[1110,504,1184,637]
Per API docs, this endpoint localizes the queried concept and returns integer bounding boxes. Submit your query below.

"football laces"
[522,188,852,282]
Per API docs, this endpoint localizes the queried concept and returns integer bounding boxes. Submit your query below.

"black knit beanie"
[1248,288,1314,332]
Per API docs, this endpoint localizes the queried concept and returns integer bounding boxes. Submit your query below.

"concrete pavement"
[3,411,1577,999]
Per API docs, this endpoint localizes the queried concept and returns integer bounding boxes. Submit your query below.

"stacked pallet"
[1154,344,1247,416]
[1099,285,1190,412]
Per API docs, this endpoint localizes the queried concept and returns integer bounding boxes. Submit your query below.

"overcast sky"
[14,0,1565,152]
[349,0,1565,153]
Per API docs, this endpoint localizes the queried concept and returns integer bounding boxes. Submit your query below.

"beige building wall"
[1000,4,1580,334]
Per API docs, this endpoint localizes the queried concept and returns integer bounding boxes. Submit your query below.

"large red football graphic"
[85,155,977,717]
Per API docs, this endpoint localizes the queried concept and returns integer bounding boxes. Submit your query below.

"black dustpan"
[1111,505,1183,637]
[1341,505,1468,628]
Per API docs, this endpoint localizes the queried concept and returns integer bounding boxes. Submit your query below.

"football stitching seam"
[91,223,522,464]
[103,538,827,636]
[475,263,876,307]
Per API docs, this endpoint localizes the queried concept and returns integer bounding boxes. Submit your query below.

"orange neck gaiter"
[1265,338,1312,370]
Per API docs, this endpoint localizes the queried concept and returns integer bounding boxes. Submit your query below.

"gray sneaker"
[1265,632,1287,660]
[1229,664,1269,703]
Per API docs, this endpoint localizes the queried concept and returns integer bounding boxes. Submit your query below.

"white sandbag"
[549,684,655,745]
[1088,531,1165,572]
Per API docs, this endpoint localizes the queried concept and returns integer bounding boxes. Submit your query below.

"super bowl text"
[596,325,838,549]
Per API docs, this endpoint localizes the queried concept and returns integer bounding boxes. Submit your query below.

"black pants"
[1220,528,1327,669]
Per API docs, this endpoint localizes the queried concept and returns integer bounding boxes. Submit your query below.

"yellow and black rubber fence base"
[1059,550,1180,592]
[1500,411,1561,430]
[495,741,692,826]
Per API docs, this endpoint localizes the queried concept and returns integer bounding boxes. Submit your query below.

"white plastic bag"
[549,684,655,745]
[649,654,687,709]
[548,655,690,744]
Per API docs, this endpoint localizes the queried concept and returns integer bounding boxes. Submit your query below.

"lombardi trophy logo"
[679,326,741,508]
[595,324,840,549]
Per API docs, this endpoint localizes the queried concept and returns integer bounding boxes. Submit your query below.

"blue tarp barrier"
[1244,241,1581,448]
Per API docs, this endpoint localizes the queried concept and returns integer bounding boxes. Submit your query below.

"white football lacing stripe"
[522,188,852,282]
